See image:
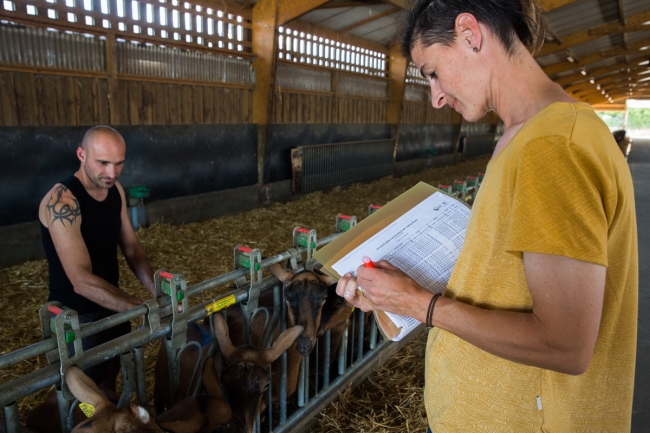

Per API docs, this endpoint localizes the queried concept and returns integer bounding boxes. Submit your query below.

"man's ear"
[77,146,85,162]
[456,13,482,51]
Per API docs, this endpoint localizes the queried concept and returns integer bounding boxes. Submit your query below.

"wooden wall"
[272,90,388,124]
[0,71,252,126]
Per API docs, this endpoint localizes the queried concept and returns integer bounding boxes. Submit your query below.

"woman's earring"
[473,47,478,52]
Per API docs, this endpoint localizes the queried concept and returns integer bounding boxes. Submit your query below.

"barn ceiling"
[238,0,650,108]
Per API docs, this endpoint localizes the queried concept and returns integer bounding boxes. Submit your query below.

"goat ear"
[212,313,238,365]
[316,271,338,287]
[262,325,304,365]
[65,366,111,408]
[202,356,223,398]
[268,263,294,284]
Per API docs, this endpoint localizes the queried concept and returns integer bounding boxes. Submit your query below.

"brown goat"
[158,314,302,433]
[63,366,163,433]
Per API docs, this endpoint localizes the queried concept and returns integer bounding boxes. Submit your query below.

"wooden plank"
[141,81,154,125]
[0,72,19,126]
[13,73,38,126]
[192,86,203,124]
[181,85,193,124]
[114,79,129,125]
[78,78,94,125]
[128,80,142,125]
[33,76,48,126]
[53,76,68,125]
[96,79,109,125]
[91,79,100,124]
[167,85,179,124]
[203,86,214,124]
[277,0,330,26]
[153,83,167,125]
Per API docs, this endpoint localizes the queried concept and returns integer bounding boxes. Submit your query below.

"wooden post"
[251,0,278,185]
[387,45,407,172]
[105,32,119,125]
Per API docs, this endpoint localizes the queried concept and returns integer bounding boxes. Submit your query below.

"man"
[39,125,156,386]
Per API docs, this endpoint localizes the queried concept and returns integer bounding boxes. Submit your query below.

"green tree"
[627,108,650,129]
[596,111,624,128]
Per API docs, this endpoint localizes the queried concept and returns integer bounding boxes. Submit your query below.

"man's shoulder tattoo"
[47,185,81,228]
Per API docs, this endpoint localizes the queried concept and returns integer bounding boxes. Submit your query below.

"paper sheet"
[331,191,470,340]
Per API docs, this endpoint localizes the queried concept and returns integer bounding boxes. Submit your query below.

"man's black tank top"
[40,175,122,314]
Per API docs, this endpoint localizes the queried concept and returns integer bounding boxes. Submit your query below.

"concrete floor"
[629,138,649,432]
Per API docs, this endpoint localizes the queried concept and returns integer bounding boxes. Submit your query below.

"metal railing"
[0,232,423,433]
[291,139,396,194]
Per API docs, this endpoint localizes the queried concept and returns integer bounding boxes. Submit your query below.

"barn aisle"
[627,137,650,432]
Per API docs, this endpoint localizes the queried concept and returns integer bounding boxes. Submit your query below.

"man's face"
[78,135,126,189]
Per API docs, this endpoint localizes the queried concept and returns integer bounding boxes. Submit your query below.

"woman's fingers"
[336,273,373,312]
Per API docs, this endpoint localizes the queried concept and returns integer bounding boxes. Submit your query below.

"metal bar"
[3,402,21,433]
[357,309,365,362]
[369,313,377,350]
[297,357,305,407]
[56,388,73,433]
[271,326,426,433]
[0,234,340,371]
[323,329,331,388]
[338,327,347,375]
[117,352,135,410]
[133,346,148,406]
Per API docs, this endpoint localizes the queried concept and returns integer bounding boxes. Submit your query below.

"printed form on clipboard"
[314,182,471,341]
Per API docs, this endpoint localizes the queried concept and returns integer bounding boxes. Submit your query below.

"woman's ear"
[456,13,482,52]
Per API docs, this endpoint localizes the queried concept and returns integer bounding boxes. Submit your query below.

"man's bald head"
[77,126,126,190]
[81,126,125,151]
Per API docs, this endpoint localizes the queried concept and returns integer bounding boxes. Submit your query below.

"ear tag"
[351,307,355,312]
[79,402,95,418]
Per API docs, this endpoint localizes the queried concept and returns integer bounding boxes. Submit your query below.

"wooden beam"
[556,63,640,87]
[318,1,384,8]
[277,0,331,26]
[543,37,650,76]
[538,0,579,11]
[340,6,400,33]
[287,19,389,55]
[251,0,278,125]
[536,10,650,58]
[387,44,407,124]
[383,0,405,8]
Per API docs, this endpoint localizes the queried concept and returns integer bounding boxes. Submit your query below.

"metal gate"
[0,232,423,433]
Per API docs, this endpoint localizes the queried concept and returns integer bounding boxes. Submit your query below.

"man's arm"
[338,252,605,375]
[115,183,156,298]
[43,184,144,312]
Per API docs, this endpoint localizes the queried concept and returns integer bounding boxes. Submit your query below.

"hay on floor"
[0,157,490,426]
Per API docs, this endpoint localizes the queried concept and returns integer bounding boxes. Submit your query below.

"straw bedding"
[0,156,489,430]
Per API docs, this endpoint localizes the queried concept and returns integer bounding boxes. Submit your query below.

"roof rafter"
[277,0,332,26]
[535,10,650,58]
[339,6,400,32]
[543,37,650,76]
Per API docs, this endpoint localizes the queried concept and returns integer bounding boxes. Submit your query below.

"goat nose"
[296,337,313,356]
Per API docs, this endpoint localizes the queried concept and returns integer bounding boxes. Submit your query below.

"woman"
[336,0,638,431]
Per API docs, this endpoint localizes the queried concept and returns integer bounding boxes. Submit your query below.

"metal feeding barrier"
[0,224,424,433]
[291,139,395,194]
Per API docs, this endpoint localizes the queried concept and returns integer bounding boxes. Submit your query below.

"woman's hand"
[336,260,433,323]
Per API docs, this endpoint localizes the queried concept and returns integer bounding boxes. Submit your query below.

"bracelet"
[426,293,441,329]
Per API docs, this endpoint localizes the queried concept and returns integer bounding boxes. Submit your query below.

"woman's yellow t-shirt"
[425,102,638,432]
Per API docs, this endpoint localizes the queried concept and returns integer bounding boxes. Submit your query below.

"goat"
[25,366,164,433]
[157,314,302,433]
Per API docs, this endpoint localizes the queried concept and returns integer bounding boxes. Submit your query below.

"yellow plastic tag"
[79,402,95,418]
[205,295,236,316]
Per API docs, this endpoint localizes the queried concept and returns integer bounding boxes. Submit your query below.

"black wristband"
[426,293,441,329]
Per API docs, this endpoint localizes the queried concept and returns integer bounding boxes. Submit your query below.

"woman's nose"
[430,85,446,109]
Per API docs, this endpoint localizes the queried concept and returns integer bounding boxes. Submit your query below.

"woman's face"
[411,38,489,122]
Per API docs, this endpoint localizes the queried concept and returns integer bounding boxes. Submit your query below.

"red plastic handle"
[339,214,351,220]
[369,205,381,209]
[296,228,309,234]
[159,271,174,279]
[237,246,253,253]
[467,176,477,180]
[454,180,465,184]
[48,305,63,315]
[438,185,450,189]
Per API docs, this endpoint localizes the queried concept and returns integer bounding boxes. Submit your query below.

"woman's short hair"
[400,0,546,60]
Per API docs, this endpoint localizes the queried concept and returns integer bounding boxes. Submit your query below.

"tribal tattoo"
[46,185,81,227]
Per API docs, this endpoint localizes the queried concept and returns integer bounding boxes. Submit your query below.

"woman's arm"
[337,252,605,375]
